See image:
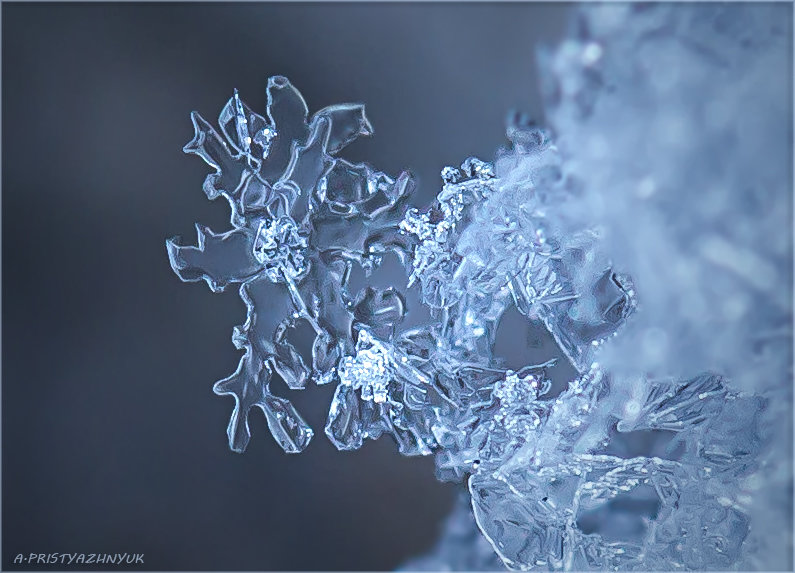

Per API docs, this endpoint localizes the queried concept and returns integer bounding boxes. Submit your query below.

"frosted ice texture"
[540,3,792,394]
[167,4,792,570]
[536,4,792,569]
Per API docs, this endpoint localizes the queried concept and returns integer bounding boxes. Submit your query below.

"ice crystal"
[168,3,791,570]
[167,76,412,454]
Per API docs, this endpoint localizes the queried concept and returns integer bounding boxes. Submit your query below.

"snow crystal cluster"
[167,4,792,570]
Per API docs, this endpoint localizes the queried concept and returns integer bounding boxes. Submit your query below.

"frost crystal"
[168,3,791,570]
[167,76,411,454]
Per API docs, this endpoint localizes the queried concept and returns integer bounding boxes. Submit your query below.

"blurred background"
[2,2,573,570]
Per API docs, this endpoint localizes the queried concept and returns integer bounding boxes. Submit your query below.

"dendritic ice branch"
[167,4,792,570]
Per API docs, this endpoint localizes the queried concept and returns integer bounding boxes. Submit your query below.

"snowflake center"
[252,217,308,283]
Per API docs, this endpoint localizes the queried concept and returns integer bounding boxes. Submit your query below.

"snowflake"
[167,76,412,453]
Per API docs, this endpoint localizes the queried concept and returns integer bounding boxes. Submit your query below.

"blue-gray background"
[2,2,571,570]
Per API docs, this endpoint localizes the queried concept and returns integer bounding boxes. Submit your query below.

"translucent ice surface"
[168,4,792,570]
